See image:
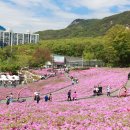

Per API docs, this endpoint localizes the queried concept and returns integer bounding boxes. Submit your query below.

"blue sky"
[0,0,130,32]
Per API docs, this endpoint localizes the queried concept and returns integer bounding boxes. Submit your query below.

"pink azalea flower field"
[0,68,130,130]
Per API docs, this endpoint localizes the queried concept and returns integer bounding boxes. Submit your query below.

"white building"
[0,29,39,47]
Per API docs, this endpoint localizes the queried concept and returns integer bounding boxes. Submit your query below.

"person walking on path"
[36,94,40,103]
[34,92,40,103]
[6,96,10,105]
[128,73,130,80]
[48,93,52,101]
[93,86,97,96]
[67,90,72,101]
[73,91,77,101]
[45,95,49,102]
[95,87,99,96]
[9,93,13,103]
[107,86,111,96]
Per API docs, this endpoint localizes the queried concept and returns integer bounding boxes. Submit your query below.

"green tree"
[104,24,130,66]
[29,47,51,67]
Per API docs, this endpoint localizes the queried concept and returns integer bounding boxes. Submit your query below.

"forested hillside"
[0,25,130,72]
[37,11,130,40]
[39,24,130,67]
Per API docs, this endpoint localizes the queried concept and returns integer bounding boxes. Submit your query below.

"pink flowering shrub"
[0,68,130,129]
[0,97,130,129]
[0,68,129,100]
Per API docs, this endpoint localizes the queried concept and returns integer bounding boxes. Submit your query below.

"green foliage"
[37,11,130,40]
[39,37,102,57]
[83,52,94,61]
[0,44,51,72]
[39,25,130,67]
[102,24,130,66]
[1,21,130,72]
[29,47,51,67]
[0,62,20,73]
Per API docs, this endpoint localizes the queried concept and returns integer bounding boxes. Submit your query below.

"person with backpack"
[44,95,49,102]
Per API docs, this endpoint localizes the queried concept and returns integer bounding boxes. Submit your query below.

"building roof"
[0,26,6,31]
[65,56,82,62]
[53,55,65,63]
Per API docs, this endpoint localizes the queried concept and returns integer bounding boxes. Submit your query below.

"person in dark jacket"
[36,94,40,103]
[6,96,10,105]
[67,90,71,101]
[128,73,130,80]
[44,95,49,102]
[34,92,40,103]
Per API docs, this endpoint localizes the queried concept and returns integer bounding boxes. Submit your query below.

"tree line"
[0,24,130,72]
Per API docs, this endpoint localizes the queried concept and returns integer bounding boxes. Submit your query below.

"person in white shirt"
[95,87,99,96]
[107,86,111,96]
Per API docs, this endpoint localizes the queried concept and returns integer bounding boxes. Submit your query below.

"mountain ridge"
[37,11,130,40]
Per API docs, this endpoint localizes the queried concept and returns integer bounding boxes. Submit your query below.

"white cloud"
[0,0,130,33]
[0,0,80,32]
[62,0,130,10]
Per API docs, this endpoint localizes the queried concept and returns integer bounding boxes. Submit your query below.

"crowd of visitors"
[0,74,19,88]
[5,67,127,106]
[93,84,112,96]
[34,92,53,104]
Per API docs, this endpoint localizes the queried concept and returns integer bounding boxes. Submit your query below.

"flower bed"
[0,97,130,129]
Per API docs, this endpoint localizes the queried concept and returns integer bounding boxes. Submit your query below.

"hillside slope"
[37,11,130,40]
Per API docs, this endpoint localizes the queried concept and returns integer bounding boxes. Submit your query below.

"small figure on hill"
[36,93,40,103]
[6,96,10,105]
[107,86,111,96]
[128,73,130,80]
[75,78,79,84]
[95,87,99,96]
[65,67,69,74]
[34,92,40,103]
[98,84,102,95]
[122,87,127,97]
[124,90,127,97]
[93,86,97,96]
[72,79,75,85]
[45,95,49,102]
[67,90,72,101]
[9,93,13,103]
[48,93,52,101]
[73,91,77,101]
[34,92,38,100]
